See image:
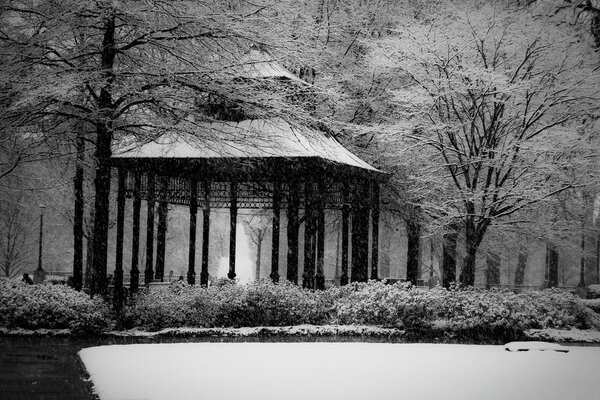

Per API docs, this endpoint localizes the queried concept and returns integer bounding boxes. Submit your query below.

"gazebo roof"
[112,118,382,178]
[226,47,307,83]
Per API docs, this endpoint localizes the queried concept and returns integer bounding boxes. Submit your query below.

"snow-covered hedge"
[0,279,111,334]
[1,278,593,337]
[122,280,331,330]
[122,280,597,336]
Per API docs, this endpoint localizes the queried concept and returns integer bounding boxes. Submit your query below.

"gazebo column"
[270,181,281,282]
[351,180,369,282]
[155,177,168,282]
[187,178,198,285]
[130,172,141,293]
[340,183,350,286]
[315,179,325,290]
[200,181,210,286]
[370,181,380,280]
[144,173,155,285]
[228,182,237,281]
[302,180,316,289]
[113,169,126,311]
[286,180,300,284]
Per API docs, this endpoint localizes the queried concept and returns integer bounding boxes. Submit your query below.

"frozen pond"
[79,342,600,400]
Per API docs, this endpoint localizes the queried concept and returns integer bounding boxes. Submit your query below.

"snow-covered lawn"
[79,342,600,400]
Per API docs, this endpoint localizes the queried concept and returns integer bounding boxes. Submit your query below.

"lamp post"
[37,204,45,272]
[33,204,48,283]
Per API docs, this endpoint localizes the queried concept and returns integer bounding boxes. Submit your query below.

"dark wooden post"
[113,169,126,311]
[200,181,210,286]
[341,183,349,286]
[187,178,198,285]
[351,180,369,282]
[155,177,168,282]
[228,181,237,280]
[286,180,300,284]
[370,181,380,281]
[270,181,281,282]
[315,179,325,290]
[144,173,155,285]
[303,181,316,289]
[130,172,141,293]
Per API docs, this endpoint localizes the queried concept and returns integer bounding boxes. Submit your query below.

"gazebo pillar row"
[340,183,350,286]
[155,177,168,282]
[130,172,141,293]
[113,169,126,311]
[187,178,198,285]
[315,180,325,290]
[351,181,370,282]
[200,182,211,286]
[270,181,281,282]
[286,180,300,284]
[370,181,380,281]
[302,181,316,289]
[144,173,155,285]
[228,182,237,281]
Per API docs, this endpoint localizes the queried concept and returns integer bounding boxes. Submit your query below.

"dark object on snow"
[22,273,33,285]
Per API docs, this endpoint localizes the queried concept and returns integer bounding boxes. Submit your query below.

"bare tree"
[0,195,34,278]
[1,0,323,296]
[372,2,599,285]
[243,211,271,281]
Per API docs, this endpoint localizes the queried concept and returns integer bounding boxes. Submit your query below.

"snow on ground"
[505,341,569,352]
[109,324,402,338]
[79,342,600,400]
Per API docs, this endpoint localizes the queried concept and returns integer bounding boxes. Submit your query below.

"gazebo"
[107,50,386,306]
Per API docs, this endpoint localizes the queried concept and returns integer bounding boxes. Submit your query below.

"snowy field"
[79,342,600,400]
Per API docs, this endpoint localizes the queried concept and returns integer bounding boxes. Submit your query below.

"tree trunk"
[579,219,586,287]
[442,227,457,288]
[459,219,476,286]
[90,124,112,297]
[514,252,526,286]
[485,253,500,289]
[72,134,84,291]
[406,219,420,285]
[90,15,116,297]
[85,232,94,290]
[547,243,559,288]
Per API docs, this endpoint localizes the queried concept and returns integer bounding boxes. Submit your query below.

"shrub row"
[1,279,597,338]
[123,280,598,336]
[121,280,332,330]
[0,279,111,334]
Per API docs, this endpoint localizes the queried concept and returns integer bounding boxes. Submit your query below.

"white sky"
[79,342,600,400]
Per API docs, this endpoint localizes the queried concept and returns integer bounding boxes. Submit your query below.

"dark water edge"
[1,334,599,400]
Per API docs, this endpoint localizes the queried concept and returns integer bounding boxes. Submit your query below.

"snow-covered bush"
[121,281,209,330]
[122,280,595,335]
[332,281,436,329]
[211,280,331,327]
[0,278,111,334]
[123,280,332,330]
[435,287,595,337]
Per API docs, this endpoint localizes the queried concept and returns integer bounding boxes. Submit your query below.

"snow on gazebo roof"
[223,46,307,84]
[112,118,381,175]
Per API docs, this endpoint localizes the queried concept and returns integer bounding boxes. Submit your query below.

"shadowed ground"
[0,336,95,400]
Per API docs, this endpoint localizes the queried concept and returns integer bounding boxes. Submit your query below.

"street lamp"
[37,204,45,272]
